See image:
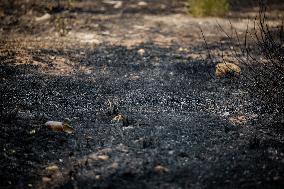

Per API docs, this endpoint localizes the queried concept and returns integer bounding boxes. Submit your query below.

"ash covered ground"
[0,1,284,189]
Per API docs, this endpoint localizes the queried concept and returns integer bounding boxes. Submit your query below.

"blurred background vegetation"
[186,0,229,17]
[186,0,284,17]
[0,0,283,17]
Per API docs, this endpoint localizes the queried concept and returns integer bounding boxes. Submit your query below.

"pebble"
[137,49,145,56]
[138,1,148,7]
[223,112,230,116]
[114,1,122,9]
[42,177,51,182]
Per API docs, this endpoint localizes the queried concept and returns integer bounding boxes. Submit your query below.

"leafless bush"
[224,2,284,125]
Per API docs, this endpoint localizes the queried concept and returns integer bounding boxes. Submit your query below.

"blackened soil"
[1,43,284,189]
[1,0,284,189]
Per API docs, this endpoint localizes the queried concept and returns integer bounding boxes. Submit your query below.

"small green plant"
[186,0,229,17]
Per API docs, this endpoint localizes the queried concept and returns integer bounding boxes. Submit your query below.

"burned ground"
[1,1,284,189]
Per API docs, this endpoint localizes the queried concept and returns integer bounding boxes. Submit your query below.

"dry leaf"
[89,153,109,161]
[112,114,124,122]
[45,119,74,134]
[35,13,51,22]
[97,155,109,161]
[215,63,241,77]
[46,165,59,172]
[154,165,169,173]
[112,114,129,126]
[42,177,52,182]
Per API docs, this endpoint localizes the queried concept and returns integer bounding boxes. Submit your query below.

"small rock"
[137,49,145,56]
[223,112,230,116]
[29,129,36,134]
[42,177,51,182]
[215,63,241,77]
[101,31,110,35]
[88,153,98,160]
[138,1,148,7]
[114,1,122,9]
[178,47,184,51]
[178,47,188,52]
[111,162,119,169]
[251,114,258,119]
[154,165,169,173]
[35,13,51,22]
[104,0,122,9]
[86,135,93,140]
